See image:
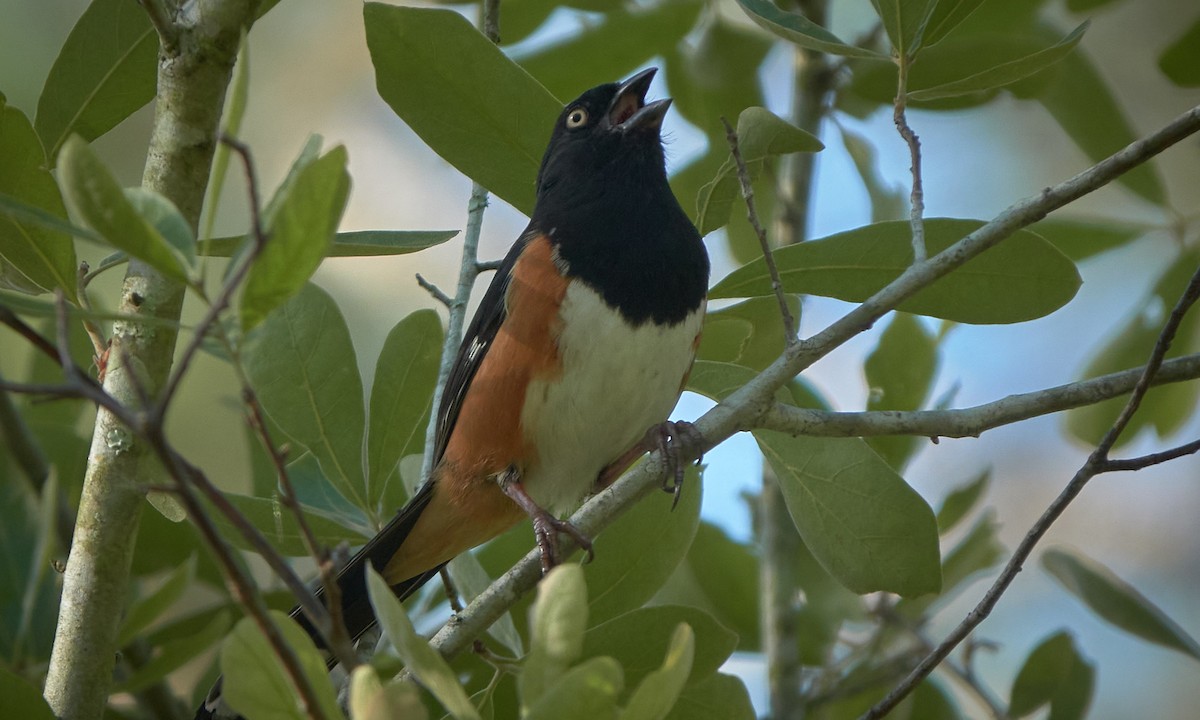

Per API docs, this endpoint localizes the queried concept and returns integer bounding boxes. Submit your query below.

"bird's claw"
[532,511,594,573]
[644,420,704,510]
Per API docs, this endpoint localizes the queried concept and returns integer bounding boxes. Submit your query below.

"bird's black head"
[533,68,671,214]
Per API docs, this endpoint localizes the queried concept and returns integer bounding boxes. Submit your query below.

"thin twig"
[721,116,796,345]
[894,58,926,262]
[75,262,109,366]
[863,259,1200,718]
[415,273,453,308]
[1102,437,1200,471]
[476,259,502,273]
[482,0,501,44]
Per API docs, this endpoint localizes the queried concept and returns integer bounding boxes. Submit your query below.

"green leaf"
[115,610,232,695]
[1159,17,1200,87]
[0,665,57,720]
[215,492,369,556]
[365,3,560,215]
[33,0,156,162]
[837,124,906,223]
[908,22,1086,101]
[922,0,990,46]
[583,606,734,690]
[57,136,189,282]
[124,188,195,266]
[524,657,623,720]
[243,284,370,513]
[666,17,772,139]
[204,34,251,243]
[1028,216,1146,261]
[365,566,482,720]
[935,470,989,533]
[682,523,759,651]
[620,624,694,720]
[446,552,524,657]
[585,465,702,625]
[0,97,77,300]
[710,218,1082,325]
[521,565,589,709]
[909,678,962,719]
[734,0,889,59]
[517,1,702,101]
[349,665,429,720]
[870,0,939,58]
[118,556,196,646]
[367,309,442,509]
[664,673,755,720]
[755,430,941,596]
[219,610,341,720]
[904,510,1002,616]
[864,313,938,469]
[698,296,799,371]
[0,477,60,664]
[1066,0,1124,11]
[241,145,350,332]
[1043,547,1200,661]
[200,229,456,258]
[1009,631,1094,720]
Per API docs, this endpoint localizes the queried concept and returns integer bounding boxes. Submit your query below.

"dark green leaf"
[33,0,156,162]
[923,0,990,46]
[682,522,759,650]
[1158,17,1200,87]
[864,313,938,469]
[583,606,735,689]
[756,431,941,596]
[711,218,1081,324]
[1066,0,1123,11]
[0,97,77,300]
[698,296,799,371]
[240,145,350,331]
[0,665,57,720]
[1009,631,1094,719]
[219,610,341,720]
[524,657,622,720]
[200,229,456,258]
[870,0,939,58]
[622,623,694,720]
[243,284,370,512]
[1043,547,1200,661]
[735,0,889,59]
[908,23,1087,101]
[1028,216,1147,261]
[521,565,589,709]
[367,309,442,510]
[215,492,369,556]
[57,136,188,282]
[0,478,60,664]
[909,678,962,719]
[664,673,755,720]
[118,556,196,646]
[115,611,231,695]
[517,1,702,101]
[365,3,560,215]
[935,470,989,533]
[666,17,771,138]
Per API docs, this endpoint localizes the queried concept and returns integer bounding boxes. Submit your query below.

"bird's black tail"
[194,480,440,720]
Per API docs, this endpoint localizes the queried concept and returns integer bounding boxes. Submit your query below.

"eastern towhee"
[199,67,709,719]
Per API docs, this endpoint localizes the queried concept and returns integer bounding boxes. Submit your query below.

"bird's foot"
[498,468,593,573]
[645,420,704,509]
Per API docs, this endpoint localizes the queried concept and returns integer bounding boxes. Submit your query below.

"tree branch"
[893,57,926,262]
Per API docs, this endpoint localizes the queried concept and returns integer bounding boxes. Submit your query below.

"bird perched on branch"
[198,67,709,719]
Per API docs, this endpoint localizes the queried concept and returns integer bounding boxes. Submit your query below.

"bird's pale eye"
[566,108,589,129]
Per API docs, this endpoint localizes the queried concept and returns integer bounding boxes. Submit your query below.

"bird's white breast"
[519,280,703,513]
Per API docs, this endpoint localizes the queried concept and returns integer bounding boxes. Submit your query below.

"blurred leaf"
[201,229,456,258]
[1158,17,1200,87]
[0,478,60,665]
[33,0,156,162]
[517,1,701,100]
[240,145,350,331]
[620,623,694,720]
[907,23,1087,101]
[790,532,866,664]
[1009,631,1094,719]
[446,552,524,657]
[366,566,482,720]
[1043,547,1200,661]
[521,565,589,710]
[0,97,78,300]
[756,431,941,596]
[214,492,369,556]
[870,0,939,58]
[118,556,196,646]
[711,218,1082,324]
[287,452,371,531]
[923,0,990,46]
[496,0,558,46]
[837,124,906,223]
[585,465,702,625]
[203,35,250,243]
[350,665,428,720]
[935,469,989,533]
[1066,248,1200,446]
[58,136,189,282]
[219,610,341,720]
[1066,0,1123,10]
[583,606,734,690]
[667,16,771,137]
[906,510,1003,618]
[864,313,938,469]
[124,188,195,266]
[115,610,231,695]
[368,309,442,510]
[682,522,759,650]
[698,296,799,371]
[1036,32,1166,206]
[664,673,755,720]
[525,657,623,720]
[244,283,370,512]
[735,0,889,59]
[0,665,57,720]
[365,3,560,215]
[1028,216,1147,262]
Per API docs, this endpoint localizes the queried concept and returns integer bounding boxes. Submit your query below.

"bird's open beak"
[606,67,671,134]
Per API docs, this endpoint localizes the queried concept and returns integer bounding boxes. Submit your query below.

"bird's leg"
[596,421,704,509]
[496,466,594,573]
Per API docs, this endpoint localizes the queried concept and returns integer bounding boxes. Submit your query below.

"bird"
[197,66,709,718]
